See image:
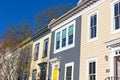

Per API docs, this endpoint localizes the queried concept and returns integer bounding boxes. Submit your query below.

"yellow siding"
[80,0,120,80]
[29,33,51,80]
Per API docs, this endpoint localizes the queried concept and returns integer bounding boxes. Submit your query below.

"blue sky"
[0,0,78,39]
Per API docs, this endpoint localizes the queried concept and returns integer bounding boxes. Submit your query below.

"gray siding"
[49,16,81,80]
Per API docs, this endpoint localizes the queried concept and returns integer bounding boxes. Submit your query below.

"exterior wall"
[29,31,51,80]
[49,16,81,80]
[80,0,120,80]
[19,41,33,80]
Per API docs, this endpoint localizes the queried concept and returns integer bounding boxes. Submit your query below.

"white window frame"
[64,62,74,80]
[111,0,120,34]
[54,20,76,53]
[88,11,98,42]
[86,58,97,80]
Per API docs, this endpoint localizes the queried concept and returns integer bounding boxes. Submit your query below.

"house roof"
[32,26,50,39]
[49,0,99,29]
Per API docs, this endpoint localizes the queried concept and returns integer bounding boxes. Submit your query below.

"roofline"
[48,0,99,29]
[32,26,50,39]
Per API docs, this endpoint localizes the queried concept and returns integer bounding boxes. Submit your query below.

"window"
[64,62,74,80]
[42,39,49,58]
[87,59,97,80]
[25,48,31,64]
[62,29,67,47]
[68,25,74,45]
[89,14,97,39]
[54,20,75,53]
[23,72,28,80]
[114,2,120,30]
[56,32,60,50]
[26,48,30,58]
[32,69,37,80]
[34,43,39,60]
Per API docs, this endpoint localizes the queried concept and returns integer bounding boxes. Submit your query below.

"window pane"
[114,3,119,16]
[34,44,39,60]
[89,63,92,74]
[56,32,60,50]
[62,29,67,47]
[43,39,49,57]
[68,25,73,36]
[66,66,72,80]
[56,32,60,41]
[62,29,67,38]
[115,16,119,29]
[93,62,96,73]
[94,15,97,25]
[68,35,73,45]
[90,14,97,39]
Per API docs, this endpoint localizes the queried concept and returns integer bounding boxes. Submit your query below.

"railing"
[105,77,120,80]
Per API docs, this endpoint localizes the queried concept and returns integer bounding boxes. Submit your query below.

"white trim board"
[64,62,74,80]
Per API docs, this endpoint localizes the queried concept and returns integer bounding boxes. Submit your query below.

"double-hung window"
[62,29,67,47]
[68,25,74,45]
[54,20,75,53]
[88,60,96,80]
[64,62,74,80]
[32,69,37,80]
[56,32,60,50]
[89,14,97,39]
[25,48,31,64]
[114,2,120,30]
[42,39,49,58]
[34,43,39,60]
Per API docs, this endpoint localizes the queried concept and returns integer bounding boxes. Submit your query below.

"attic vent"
[77,0,83,5]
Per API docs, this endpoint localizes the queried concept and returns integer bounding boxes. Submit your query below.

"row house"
[29,27,51,80]
[48,3,81,80]
[48,0,120,80]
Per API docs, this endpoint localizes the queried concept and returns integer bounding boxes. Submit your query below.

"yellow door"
[53,68,59,80]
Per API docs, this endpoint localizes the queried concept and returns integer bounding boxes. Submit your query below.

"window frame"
[87,58,97,80]
[54,20,76,53]
[111,0,120,34]
[34,43,40,60]
[32,69,37,80]
[42,38,49,58]
[64,62,74,80]
[88,11,98,42]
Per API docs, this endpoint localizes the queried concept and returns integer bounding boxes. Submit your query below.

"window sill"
[87,37,98,43]
[111,29,120,34]
[54,44,75,54]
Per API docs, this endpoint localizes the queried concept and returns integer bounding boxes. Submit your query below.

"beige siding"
[80,0,120,80]
[29,33,51,80]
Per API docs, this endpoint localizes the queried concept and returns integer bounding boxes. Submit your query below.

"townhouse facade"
[29,27,51,80]
[48,7,81,80]
[18,38,33,80]
[78,0,120,80]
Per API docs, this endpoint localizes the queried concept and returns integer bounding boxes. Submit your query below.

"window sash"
[114,2,120,30]
[90,14,97,39]
[68,25,73,36]
[43,39,49,58]
[66,66,72,80]
[88,62,96,80]
[34,44,39,60]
